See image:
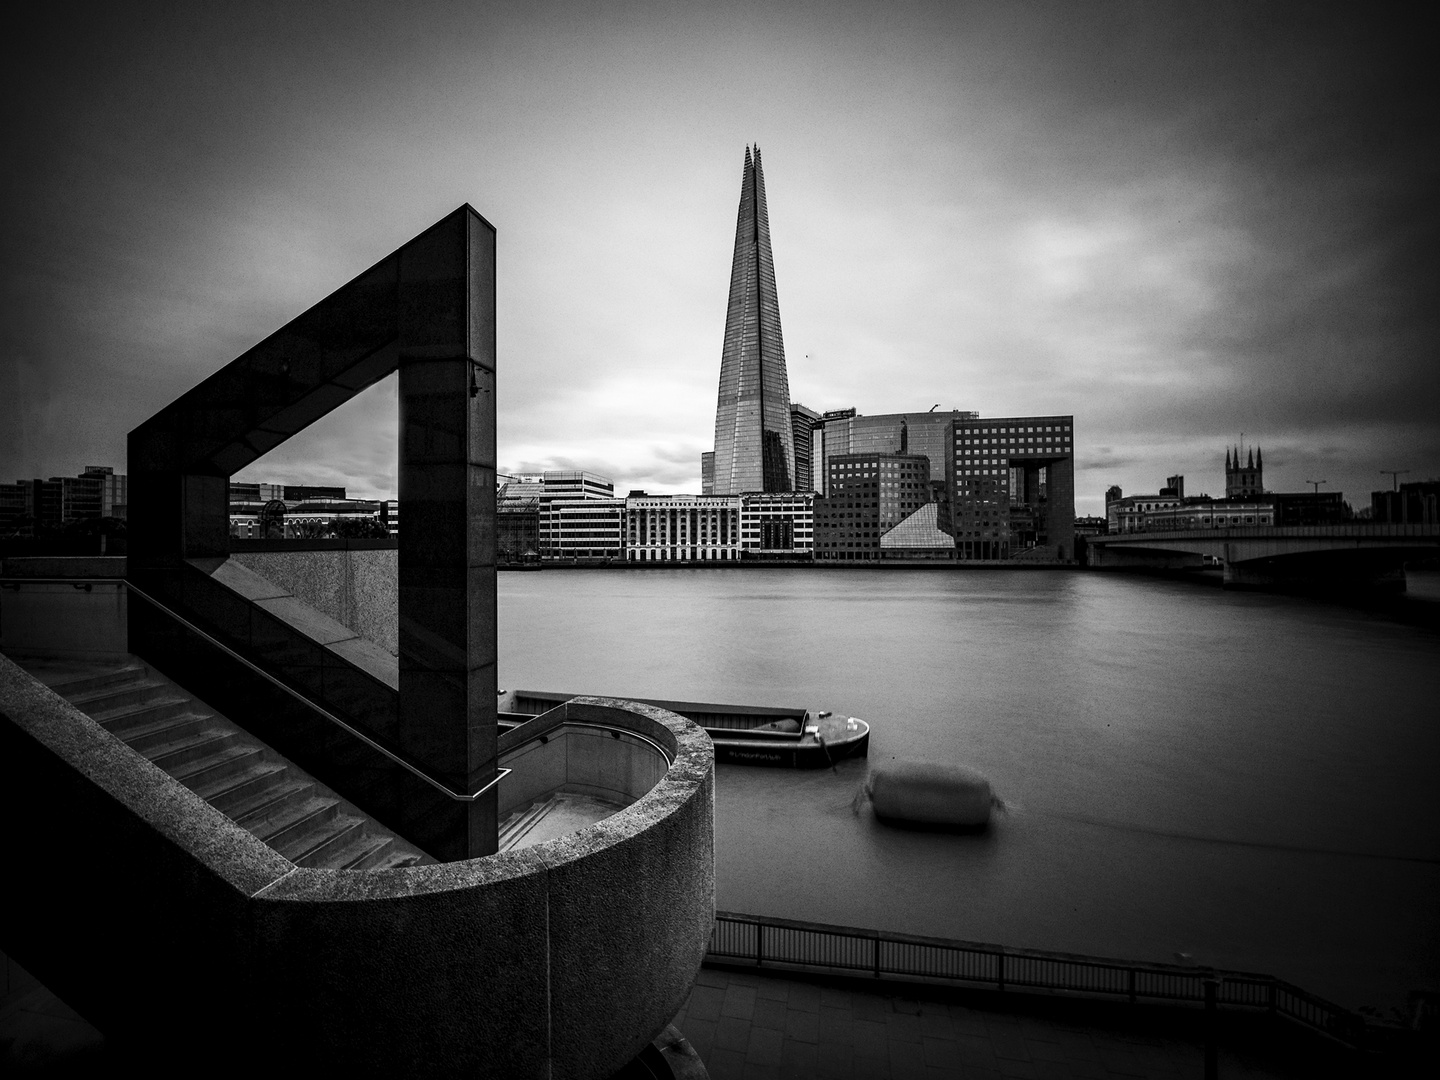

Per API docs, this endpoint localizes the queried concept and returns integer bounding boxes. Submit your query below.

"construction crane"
[1380,470,1409,492]
[1305,480,1328,494]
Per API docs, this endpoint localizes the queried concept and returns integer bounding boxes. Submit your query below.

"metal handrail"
[707,911,1368,1046]
[123,579,508,802]
[560,721,673,766]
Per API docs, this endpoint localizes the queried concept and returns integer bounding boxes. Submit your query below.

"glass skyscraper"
[709,145,795,495]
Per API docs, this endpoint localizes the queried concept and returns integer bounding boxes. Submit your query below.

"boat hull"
[498,690,870,768]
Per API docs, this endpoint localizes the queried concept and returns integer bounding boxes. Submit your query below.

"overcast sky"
[3,1,1435,514]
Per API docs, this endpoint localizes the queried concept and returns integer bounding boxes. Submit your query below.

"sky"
[2,1,1436,515]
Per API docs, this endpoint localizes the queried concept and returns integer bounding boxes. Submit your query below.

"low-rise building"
[540,498,625,561]
[815,452,933,561]
[738,491,813,559]
[1372,480,1439,525]
[625,495,741,562]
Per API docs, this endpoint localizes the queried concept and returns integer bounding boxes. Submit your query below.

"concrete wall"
[499,719,671,818]
[0,659,714,1079]
[231,548,398,655]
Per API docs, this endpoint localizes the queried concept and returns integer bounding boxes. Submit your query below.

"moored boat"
[497,690,870,768]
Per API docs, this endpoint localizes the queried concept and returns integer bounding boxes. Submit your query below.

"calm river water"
[497,568,1440,1014]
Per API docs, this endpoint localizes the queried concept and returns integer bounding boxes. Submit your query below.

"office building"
[947,415,1075,561]
[815,410,978,494]
[708,146,796,494]
[814,452,934,561]
[700,452,715,497]
[1,467,128,536]
[498,470,614,504]
[789,404,821,493]
[228,482,390,539]
[539,498,625,560]
[738,492,813,558]
[626,494,741,562]
[1373,480,1440,525]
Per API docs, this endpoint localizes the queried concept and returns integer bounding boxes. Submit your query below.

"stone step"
[44,662,148,697]
[146,729,241,773]
[69,678,172,716]
[15,650,432,869]
[328,833,397,871]
[91,695,196,734]
[171,744,269,792]
[192,760,290,814]
[226,776,316,832]
[251,796,340,849]
[114,712,211,754]
[283,814,367,867]
[498,799,554,851]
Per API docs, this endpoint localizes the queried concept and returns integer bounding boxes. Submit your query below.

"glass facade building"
[710,146,796,495]
[814,453,933,561]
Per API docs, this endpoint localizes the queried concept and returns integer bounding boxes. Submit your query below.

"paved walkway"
[672,964,1348,1080]
[0,958,1391,1078]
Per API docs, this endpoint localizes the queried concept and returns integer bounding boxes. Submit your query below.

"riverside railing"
[708,912,1368,1048]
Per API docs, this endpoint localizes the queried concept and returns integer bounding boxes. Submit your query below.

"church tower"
[709,145,795,494]
[1226,445,1263,498]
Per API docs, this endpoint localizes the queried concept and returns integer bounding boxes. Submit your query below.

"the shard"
[710,145,795,494]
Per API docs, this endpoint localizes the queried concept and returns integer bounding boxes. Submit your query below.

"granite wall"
[231,548,399,655]
[1,658,713,1078]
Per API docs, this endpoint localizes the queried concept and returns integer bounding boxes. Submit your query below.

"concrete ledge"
[0,659,714,1078]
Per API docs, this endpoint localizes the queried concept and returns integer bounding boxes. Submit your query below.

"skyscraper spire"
[710,144,795,494]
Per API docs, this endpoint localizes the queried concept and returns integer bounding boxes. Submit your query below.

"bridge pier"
[1223,558,1407,594]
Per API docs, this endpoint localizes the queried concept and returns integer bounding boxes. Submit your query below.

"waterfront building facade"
[540,498,625,560]
[814,452,933,561]
[1140,497,1275,531]
[709,146,796,494]
[947,415,1076,561]
[496,497,540,564]
[0,466,128,536]
[229,491,391,539]
[738,491,813,558]
[626,495,741,562]
[1372,480,1440,525]
[1106,492,1185,534]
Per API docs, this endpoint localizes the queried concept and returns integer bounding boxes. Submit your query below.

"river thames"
[497,567,1439,1015]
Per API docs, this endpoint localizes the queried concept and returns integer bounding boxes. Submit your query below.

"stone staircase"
[498,791,628,852]
[19,655,431,870]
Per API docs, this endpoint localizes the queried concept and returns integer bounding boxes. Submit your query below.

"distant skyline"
[3,2,1436,515]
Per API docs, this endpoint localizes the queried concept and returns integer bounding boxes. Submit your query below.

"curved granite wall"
[0,659,714,1079]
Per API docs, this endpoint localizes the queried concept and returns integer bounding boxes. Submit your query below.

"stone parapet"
[0,658,714,1078]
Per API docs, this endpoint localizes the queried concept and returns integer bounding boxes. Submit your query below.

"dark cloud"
[2,2,1435,510]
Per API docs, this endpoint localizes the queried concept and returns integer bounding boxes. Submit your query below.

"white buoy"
[861,760,995,829]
